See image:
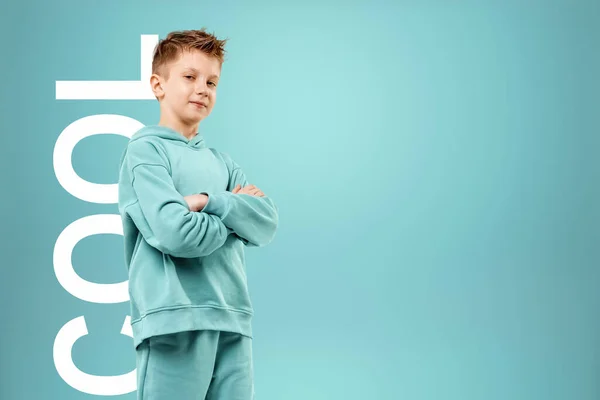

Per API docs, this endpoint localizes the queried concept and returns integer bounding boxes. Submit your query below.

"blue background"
[2,0,599,399]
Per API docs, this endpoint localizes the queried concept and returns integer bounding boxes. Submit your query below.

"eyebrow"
[183,67,219,79]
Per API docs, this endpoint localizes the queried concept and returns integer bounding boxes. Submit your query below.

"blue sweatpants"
[135,330,254,400]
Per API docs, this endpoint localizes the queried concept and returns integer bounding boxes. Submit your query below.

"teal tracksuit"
[118,125,279,399]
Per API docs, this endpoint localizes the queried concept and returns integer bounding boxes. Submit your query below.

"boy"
[117,29,279,400]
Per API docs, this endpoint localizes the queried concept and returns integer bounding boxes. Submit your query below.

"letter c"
[53,316,136,395]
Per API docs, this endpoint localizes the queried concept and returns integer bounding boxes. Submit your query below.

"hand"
[183,194,209,212]
[232,184,265,197]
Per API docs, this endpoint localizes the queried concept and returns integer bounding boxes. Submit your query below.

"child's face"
[156,49,221,125]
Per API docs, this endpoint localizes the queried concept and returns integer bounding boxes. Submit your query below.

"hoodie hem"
[131,305,253,349]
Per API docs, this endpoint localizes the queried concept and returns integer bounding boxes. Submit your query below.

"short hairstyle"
[152,29,228,78]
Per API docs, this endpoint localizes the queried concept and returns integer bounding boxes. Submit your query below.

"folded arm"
[201,154,279,247]
[126,140,231,258]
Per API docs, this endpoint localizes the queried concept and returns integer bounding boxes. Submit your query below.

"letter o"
[54,214,128,304]
[53,114,144,204]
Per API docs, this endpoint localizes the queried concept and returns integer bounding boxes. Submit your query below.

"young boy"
[117,29,279,400]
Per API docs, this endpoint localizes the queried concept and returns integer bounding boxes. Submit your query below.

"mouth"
[190,101,207,109]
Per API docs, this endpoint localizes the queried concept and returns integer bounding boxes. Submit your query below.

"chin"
[196,111,211,121]
[179,114,202,125]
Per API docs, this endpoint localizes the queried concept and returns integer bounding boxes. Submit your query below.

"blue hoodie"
[117,125,279,349]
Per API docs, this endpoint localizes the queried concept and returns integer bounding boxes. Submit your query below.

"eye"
[208,81,217,87]
[185,75,194,80]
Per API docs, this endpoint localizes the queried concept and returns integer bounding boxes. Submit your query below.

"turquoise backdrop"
[2,0,599,399]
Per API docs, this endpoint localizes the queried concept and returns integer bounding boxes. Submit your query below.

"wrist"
[201,191,233,217]
[192,194,208,212]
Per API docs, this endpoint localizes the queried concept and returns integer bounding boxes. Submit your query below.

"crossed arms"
[125,140,279,258]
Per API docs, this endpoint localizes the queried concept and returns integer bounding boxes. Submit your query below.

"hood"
[129,125,207,149]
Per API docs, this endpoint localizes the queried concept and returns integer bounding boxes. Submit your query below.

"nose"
[195,80,208,95]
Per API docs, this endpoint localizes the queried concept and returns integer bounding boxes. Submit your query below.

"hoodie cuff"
[201,191,233,219]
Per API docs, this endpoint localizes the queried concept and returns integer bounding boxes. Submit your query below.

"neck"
[158,108,200,140]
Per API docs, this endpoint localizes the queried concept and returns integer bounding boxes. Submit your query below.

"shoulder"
[209,147,234,166]
[210,148,242,169]
[125,137,171,170]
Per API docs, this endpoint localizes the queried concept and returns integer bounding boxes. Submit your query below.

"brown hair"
[152,29,228,78]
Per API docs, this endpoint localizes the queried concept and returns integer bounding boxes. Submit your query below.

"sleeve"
[125,140,231,258]
[199,153,279,248]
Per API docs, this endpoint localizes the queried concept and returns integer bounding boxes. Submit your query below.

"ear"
[150,74,165,99]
